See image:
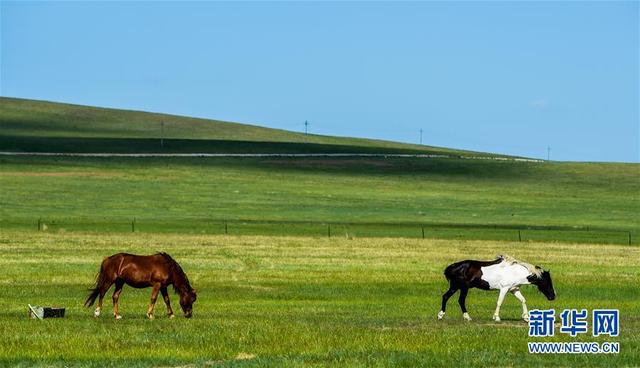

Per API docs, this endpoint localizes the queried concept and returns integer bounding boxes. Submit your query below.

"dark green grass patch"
[0,135,452,155]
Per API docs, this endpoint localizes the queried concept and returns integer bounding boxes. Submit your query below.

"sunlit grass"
[0,232,637,366]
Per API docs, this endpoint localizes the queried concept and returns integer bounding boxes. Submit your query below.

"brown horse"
[84,252,197,319]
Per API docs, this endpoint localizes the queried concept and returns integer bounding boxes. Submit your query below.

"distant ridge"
[0,97,517,157]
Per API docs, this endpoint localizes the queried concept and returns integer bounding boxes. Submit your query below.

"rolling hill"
[0,96,637,242]
[0,97,508,156]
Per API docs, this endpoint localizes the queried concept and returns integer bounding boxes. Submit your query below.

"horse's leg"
[112,280,124,320]
[493,287,509,322]
[511,288,529,322]
[438,284,458,320]
[458,287,471,321]
[160,287,175,318]
[146,283,161,319]
[95,279,114,318]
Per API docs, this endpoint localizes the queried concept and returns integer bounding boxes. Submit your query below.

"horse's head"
[528,270,555,301]
[180,289,197,318]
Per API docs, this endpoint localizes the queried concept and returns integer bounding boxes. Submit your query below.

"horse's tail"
[84,258,109,307]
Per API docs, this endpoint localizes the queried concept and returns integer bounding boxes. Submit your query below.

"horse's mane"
[497,254,543,277]
[157,252,193,294]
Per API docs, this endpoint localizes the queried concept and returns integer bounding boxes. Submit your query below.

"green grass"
[0,97,494,156]
[1,96,638,366]
[2,97,637,241]
[1,156,638,242]
[0,232,637,367]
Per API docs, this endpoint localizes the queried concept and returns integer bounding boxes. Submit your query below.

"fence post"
[421,226,425,239]
[629,231,632,245]
[37,218,41,231]
[518,230,522,242]
[328,224,331,238]
[131,218,135,232]
[224,221,228,235]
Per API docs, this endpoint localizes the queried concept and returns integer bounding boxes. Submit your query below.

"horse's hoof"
[523,315,530,323]
[168,314,175,319]
[437,311,445,320]
[94,309,101,318]
[114,314,122,320]
[493,315,501,322]
[463,313,472,321]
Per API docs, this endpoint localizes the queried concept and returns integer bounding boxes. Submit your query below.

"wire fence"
[1,218,635,245]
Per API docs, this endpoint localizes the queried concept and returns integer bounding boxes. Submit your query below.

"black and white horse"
[438,255,555,322]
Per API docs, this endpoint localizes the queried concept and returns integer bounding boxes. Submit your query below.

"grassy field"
[1,156,638,243]
[0,232,637,367]
[1,97,638,366]
[3,98,637,240]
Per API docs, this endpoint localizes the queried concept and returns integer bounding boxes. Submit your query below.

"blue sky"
[1,1,638,162]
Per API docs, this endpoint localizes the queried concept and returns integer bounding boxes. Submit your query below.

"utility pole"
[547,146,551,161]
[419,129,423,145]
[304,120,309,135]
[161,121,165,148]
